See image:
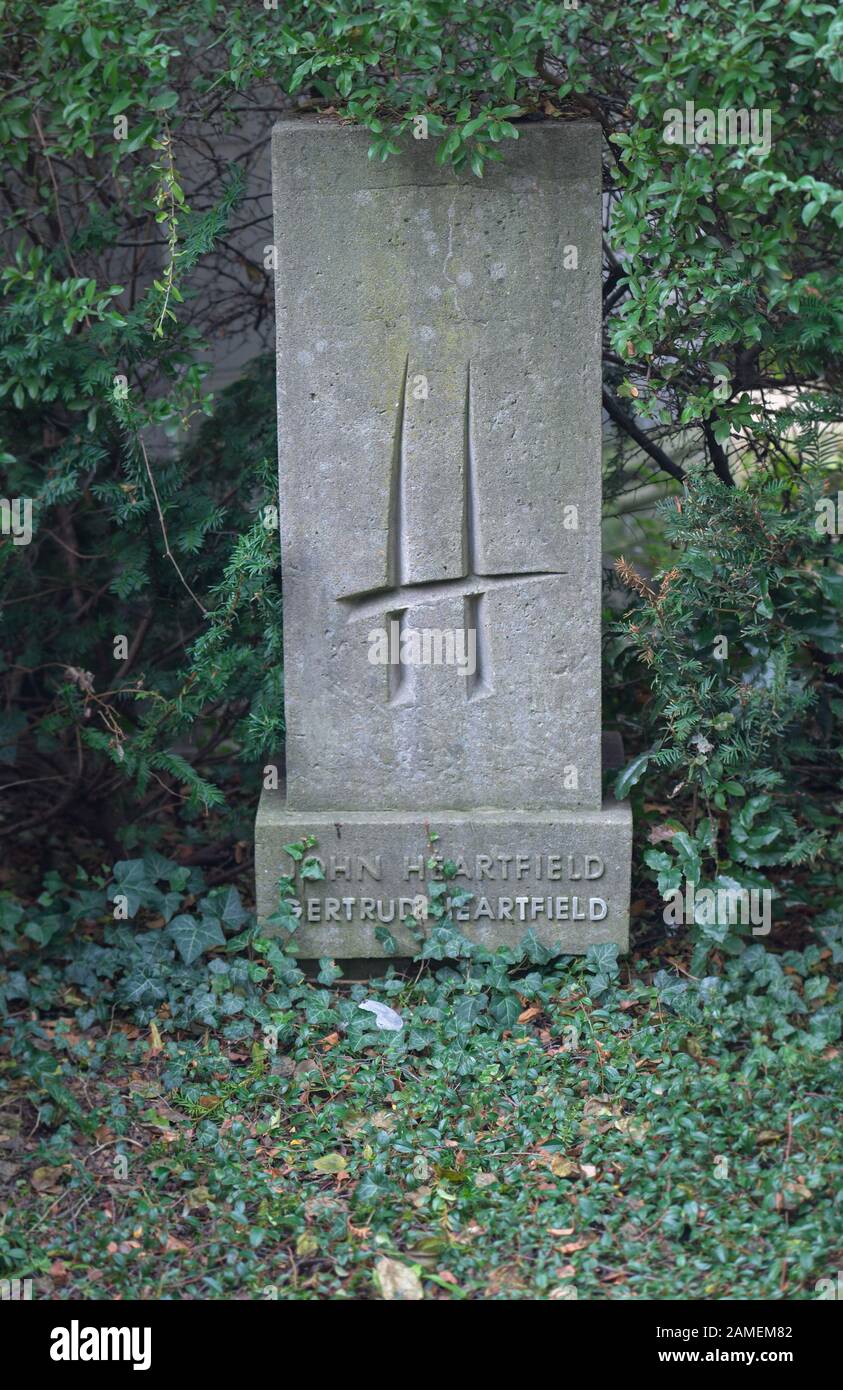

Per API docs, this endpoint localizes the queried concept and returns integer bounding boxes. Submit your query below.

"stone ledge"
[255,791,632,958]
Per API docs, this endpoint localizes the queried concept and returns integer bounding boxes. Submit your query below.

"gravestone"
[255,116,632,956]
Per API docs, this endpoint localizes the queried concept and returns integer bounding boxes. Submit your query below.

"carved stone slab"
[272,118,602,813]
[256,117,632,956]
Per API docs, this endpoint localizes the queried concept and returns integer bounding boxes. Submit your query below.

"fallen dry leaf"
[312,1152,348,1174]
[31,1164,70,1193]
[614,1116,649,1142]
[374,1256,424,1301]
[549,1282,578,1300]
[538,1151,578,1178]
[518,1006,541,1023]
[776,1180,812,1212]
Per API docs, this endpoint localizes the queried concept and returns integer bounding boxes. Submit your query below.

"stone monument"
[255,115,632,956]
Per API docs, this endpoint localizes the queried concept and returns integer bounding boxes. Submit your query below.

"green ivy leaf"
[614,751,651,800]
[168,913,225,965]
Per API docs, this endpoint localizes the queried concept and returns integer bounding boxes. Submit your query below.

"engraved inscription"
[296,849,611,928]
[303,895,609,924]
[309,852,605,882]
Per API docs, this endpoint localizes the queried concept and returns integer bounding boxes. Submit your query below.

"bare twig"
[138,436,208,617]
[602,387,686,483]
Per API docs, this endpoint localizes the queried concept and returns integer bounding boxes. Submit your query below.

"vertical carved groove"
[461,360,482,576]
[386,364,413,704]
[463,362,492,699]
[387,355,410,589]
[386,608,414,706]
[464,591,493,701]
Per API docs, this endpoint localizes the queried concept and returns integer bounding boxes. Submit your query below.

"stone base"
[255,790,632,958]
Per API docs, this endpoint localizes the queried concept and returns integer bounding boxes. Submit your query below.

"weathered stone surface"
[255,786,632,958]
[272,117,603,813]
[257,116,632,956]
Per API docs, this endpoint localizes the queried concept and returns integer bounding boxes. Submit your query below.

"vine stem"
[32,108,87,308]
[138,435,208,617]
[152,127,182,339]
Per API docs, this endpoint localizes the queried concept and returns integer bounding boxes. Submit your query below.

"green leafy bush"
[2,356,282,847]
[2,0,841,854]
[611,465,843,960]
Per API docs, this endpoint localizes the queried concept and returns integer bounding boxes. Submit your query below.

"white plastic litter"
[359,1000,404,1032]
